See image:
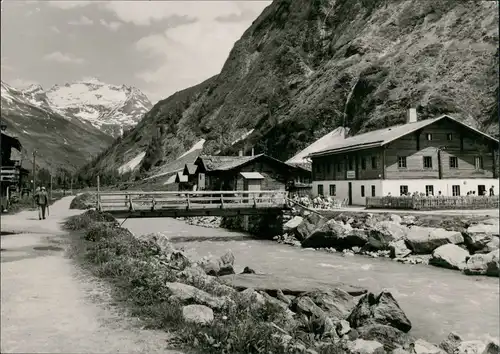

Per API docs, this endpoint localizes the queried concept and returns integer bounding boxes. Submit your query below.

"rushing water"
[121,217,500,344]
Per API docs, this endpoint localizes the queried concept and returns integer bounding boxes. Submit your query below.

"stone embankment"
[127,232,500,354]
[276,208,499,277]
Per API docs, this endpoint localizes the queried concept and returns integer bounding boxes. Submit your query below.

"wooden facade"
[192,154,311,193]
[311,116,499,182]
[309,114,499,205]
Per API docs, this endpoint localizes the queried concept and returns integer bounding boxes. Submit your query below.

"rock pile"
[142,235,498,353]
[178,216,223,228]
[278,211,499,277]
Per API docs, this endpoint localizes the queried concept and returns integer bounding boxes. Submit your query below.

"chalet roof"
[196,154,262,171]
[174,172,188,183]
[183,163,197,175]
[309,115,499,157]
[240,172,265,180]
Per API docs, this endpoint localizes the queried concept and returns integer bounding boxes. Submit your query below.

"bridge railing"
[95,190,288,212]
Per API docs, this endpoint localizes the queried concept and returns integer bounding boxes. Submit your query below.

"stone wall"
[221,212,283,238]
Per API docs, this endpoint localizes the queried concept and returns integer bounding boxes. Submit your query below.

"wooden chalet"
[189,154,311,193]
[1,129,29,208]
[174,172,190,191]
[309,110,499,205]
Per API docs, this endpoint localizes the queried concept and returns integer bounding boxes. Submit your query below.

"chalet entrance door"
[478,185,486,196]
[348,182,352,206]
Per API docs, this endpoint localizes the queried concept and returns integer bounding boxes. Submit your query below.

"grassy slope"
[88,0,498,177]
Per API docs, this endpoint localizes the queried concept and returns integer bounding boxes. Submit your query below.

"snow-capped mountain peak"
[5,78,153,138]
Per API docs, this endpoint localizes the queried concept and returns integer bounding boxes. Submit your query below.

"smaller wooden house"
[191,154,311,193]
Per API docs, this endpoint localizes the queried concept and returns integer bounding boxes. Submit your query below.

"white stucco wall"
[312,180,384,205]
[382,178,499,197]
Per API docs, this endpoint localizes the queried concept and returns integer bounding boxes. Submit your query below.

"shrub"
[64,210,116,231]
[69,193,95,210]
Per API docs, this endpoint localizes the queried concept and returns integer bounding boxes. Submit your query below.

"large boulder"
[482,341,500,354]
[347,291,412,333]
[463,249,500,277]
[389,240,412,259]
[302,220,368,249]
[357,324,414,352]
[367,221,408,250]
[302,288,357,320]
[455,340,488,354]
[429,244,470,270]
[165,282,231,310]
[464,224,500,253]
[405,227,464,254]
[284,216,304,232]
[294,213,326,241]
[439,332,463,354]
[182,304,214,325]
[346,339,385,354]
[414,339,446,354]
[292,295,326,318]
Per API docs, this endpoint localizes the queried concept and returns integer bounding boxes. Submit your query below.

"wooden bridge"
[96,190,289,218]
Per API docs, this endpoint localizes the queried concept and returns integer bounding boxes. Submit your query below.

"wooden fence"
[366,196,500,210]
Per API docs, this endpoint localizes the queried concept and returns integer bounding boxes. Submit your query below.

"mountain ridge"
[80,0,499,180]
[1,80,114,173]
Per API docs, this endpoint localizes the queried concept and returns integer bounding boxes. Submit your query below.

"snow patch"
[286,127,348,165]
[163,174,177,185]
[231,129,254,145]
[178,139,205,159]
[118,151,146,174]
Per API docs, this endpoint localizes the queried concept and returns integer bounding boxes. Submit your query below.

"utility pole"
[32,150,36,207]
[70,177,73,195]
[50,174,53,201]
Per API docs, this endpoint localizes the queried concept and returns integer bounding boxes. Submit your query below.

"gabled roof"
[174,172,188,183]
[195,155,262,172]
[309,115,499,158]
[182,163,197,176]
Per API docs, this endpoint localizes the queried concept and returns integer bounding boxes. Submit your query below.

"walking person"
[35,186,49,220]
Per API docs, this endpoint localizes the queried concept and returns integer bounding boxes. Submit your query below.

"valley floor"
[1,197,183,354]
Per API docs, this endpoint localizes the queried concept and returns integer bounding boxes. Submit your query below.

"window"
[447,133,453,141]
[449,156,458,169]
[348,158,354,170]
[329,184,336,196]
[398,156,407,168]
[371,156,377,169]
[337,162,341,172]
[423,156,433,169]
[425,185,434,196]
[361,157,366,170]
[400,185,408,196]
[317,184,324,196]
[371,185,376,197]
[361,185,365,197]
[426,133,432,141]
[452,185,460,196]
[474,156,483,170]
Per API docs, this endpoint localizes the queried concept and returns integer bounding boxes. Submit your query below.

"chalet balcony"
[1,166,20,183]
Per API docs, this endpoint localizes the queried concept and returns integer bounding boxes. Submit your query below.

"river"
[121,217,499,344]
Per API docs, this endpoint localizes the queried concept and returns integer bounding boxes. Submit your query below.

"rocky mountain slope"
[1,81,114,173]
[21,78,152,137]
[85,0,499,178]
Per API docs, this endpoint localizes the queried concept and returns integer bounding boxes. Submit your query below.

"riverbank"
[66,210,499,354]
[179,208,499,278]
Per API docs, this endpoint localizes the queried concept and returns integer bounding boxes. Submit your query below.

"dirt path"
[1,197,183,353]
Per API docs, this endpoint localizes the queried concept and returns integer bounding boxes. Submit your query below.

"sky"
[0,0,271,103]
